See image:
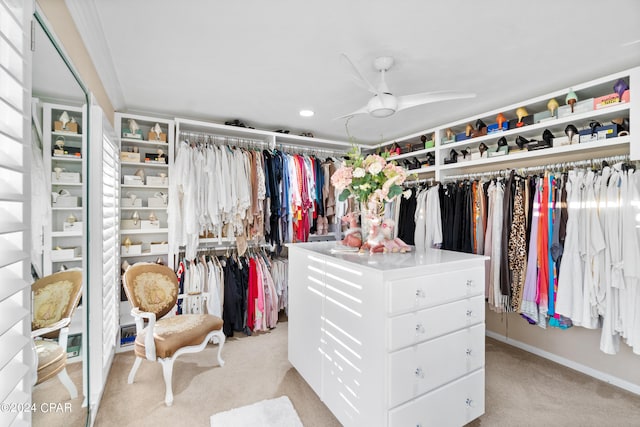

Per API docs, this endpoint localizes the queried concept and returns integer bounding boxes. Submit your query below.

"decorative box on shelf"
[121,219,141,230]
[121,242,142,256]
[487,122,508,133]
[53,147,82,158]
[54,121,79,134]
[146,175,168,186]
[120,152,141,162]
[150,242,168,254]
[557,98,594,118]
[147,131,167,142]
[140,219,160,230]
[51,171,80,183]
[123,175,144,185]
[148,195,168,208]
[594,90,630,110]
[51,246,80,261]
[553,136,571,147]
[121,197,142,207]
[62,221,83,232]
[533,111,554,123]
[52,196,79,207]
[122,128,143,139]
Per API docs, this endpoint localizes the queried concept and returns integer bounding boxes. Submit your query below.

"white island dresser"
[287,241,488,427]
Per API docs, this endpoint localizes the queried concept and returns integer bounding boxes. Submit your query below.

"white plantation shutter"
[88,104,119,410]
[0,1,34,426]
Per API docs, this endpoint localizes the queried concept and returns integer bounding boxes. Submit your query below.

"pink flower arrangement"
[331,146,412,211]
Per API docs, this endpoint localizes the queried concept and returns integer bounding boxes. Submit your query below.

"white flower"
[368,162,383,175]
[402,190,412,199]
[353,167,366,178]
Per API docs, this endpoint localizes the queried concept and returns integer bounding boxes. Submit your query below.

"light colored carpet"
[32,361,87,427]
[94,319,640,427]
[210,395,302,427]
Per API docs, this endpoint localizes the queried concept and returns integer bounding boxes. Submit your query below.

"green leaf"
[387,185,403,199]
[338,189,351,202]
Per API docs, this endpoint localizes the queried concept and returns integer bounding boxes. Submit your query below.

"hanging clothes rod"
[442,154,633,182]
[403,177,435,186]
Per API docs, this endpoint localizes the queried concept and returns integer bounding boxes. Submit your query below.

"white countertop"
[286,241,488,272]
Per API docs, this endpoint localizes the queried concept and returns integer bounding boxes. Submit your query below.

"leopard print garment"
[508,180,527,311]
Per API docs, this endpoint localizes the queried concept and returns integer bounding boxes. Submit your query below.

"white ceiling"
[69,0,640,145]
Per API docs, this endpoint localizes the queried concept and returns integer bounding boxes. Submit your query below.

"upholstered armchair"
[31,269,83,400]
[122,262,225,406]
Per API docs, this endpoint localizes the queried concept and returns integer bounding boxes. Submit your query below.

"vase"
[360,201,385,242]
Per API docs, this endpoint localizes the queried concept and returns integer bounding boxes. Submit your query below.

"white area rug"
[210,396,303,427]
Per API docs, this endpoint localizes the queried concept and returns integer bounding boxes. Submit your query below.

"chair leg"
[159,358,174,406]
[128,357,143,384]
[213,330,225,367]
[57,368,78,399]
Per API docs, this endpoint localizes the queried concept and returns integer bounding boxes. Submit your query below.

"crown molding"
[65,0,125,111]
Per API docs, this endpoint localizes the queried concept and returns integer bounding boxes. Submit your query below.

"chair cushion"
[134,314,223,359]
[35,340,66,384]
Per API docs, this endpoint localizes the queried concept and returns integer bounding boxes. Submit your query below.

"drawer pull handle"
[415,289,425,298]
[466,309,473,317]
[466,348,473,356]
[466,279,473,287]
[466,398,474,407]
[415,323,425,334]
[415,367,424,378]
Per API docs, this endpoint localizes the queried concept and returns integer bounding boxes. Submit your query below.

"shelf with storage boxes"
[43,103,86,276]
[115,113,175,351]
[379,128,439,174]
[434,72,632,172]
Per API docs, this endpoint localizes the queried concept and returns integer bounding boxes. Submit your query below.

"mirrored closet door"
[31,9,89,427]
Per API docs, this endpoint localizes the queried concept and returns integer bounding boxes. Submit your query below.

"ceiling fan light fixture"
[370,108,395,118]
[299,109,314,117]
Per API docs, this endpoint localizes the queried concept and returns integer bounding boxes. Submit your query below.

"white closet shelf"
[121,138,170,147]
[405,165,437,175]
[52,182,82,186]
[52,156,82,163]
[121,161,169,168]
[197,237,237,244]
[121,184,169,189]
[120,207,166,211]
[51,131,82,138]
[51,231,82,237]
[120,251,168,258]
[52,256,82,262]
[120,228,169,235]
[388,146,436,161]
[52,207,83,211]
[438,103,630,151]
[439,135,630,171]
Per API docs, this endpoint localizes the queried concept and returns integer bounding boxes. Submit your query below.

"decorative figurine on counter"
[547,98,559,117]
[613,79,629,102]
[380,218,411,253]
[151,123,163,141]
[564,124,578,144]
[516,107,528,127]
[59,111,70,130]
[339,211,362,248]
[565,88,578,113]
[496,113,507,130]
[359,219,387,254]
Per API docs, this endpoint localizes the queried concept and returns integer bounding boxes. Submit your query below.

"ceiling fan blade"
[341,53,379,95]
[335,104,369,120]
[397,91,476,111]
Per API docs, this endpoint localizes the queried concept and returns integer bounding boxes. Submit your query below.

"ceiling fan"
[340,54,476,119]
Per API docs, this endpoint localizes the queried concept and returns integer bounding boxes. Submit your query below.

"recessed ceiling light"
[299,109,314,117]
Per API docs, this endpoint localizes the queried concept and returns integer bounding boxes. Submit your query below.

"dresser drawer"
[388,324,484,408]
[388,295,484,352]
[387,267,483,315]
[389,368,484,427]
